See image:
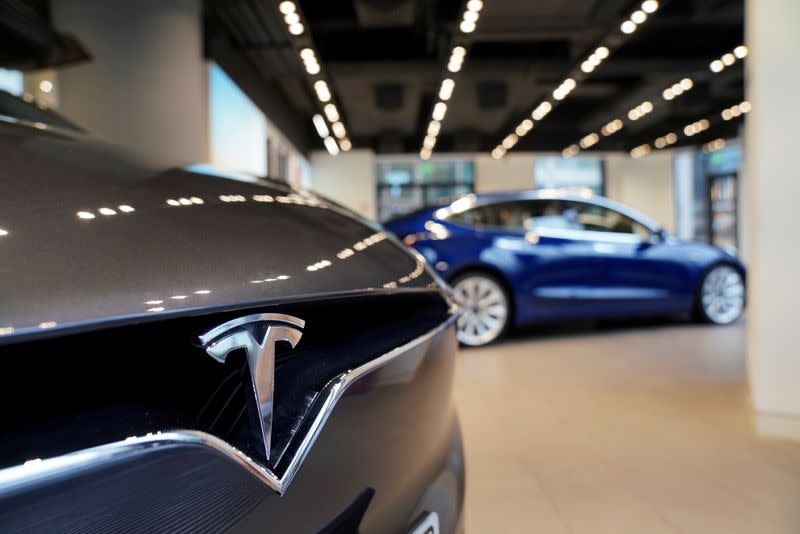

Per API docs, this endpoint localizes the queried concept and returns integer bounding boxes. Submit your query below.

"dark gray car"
[0,93,464,533]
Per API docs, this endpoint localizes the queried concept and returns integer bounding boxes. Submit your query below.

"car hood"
[662,236,744,267]
[0,126,435,340]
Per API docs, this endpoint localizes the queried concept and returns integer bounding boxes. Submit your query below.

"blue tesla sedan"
[384,190,746,346]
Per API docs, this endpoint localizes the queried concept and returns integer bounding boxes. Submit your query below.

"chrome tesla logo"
[198,313,304,461]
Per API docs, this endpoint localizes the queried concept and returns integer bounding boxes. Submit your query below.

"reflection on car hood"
[0,127,435,340]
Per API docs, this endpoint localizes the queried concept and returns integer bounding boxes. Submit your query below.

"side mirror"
[639,228,666,249]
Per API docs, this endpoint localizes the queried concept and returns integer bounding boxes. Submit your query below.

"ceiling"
[207,0,737,155]
[3,0,744,156]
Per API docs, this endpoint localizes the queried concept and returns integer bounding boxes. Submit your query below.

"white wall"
[309,149,376,220]
[746,0,800,439]
[52,0,208,167]
[474,153,534,192]
[605,151,675,232]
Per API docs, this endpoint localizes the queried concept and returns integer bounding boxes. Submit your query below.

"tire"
[695,263,745,324]
[451,271,511,346]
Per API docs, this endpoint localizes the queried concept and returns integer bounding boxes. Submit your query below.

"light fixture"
[621,20,637,34]
[340,138,352,151]
[641,0,659,13]
[601,118,623,136]
[463,10,479,23]
[279,1,296,15]
[710,45,747,73]
[420,148,432,160]
[447,46,466,73]
[553,78,576,101]
[683,118,710,136]
[304,61,320,75]
[332,121,346,138]
[515,118,534,137]
[118,204,135,213]
[323,136,340,155]
[491,146,506,159]
[460,20,476,33]
[98,207,117,216]
[289,22,304,35]
[654,132,678,149]
[432,102,448,121]
[628,101,653,120]
[502,133,518,149]
[531,101,552,120]
[722,101,752,120]
[703,138,727,152]
[631,144,652,158]
[439,79,455,100]
[312,114,330,137]
[467,0,483,12]
[39,80,53,93]
[662,77,693,101]
[631,10,647,24]
[284,12,300,25]
[77,211,95,220]
[428,121,441,136]
[579,133,599,149]
[562,144,580,158]
[324,103,339,122]
[313,80,331,102]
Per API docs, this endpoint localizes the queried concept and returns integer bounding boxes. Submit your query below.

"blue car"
[384,190,746,346]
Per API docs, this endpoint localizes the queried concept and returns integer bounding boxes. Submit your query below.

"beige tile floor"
[453,319,800,533]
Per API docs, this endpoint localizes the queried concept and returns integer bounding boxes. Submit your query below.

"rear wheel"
[451,272,510,346]
[696,263,745,324]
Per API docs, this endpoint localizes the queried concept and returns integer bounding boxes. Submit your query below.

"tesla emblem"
[198,313,304,461]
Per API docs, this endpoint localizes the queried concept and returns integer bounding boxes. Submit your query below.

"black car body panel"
[0,120,464,533]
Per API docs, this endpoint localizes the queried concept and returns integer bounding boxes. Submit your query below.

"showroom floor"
[453,319,800,533]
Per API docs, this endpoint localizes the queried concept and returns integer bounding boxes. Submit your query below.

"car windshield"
[0,89,82,133]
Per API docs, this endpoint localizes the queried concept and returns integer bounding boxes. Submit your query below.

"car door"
[550,199,692,317]
[454,199,613,323]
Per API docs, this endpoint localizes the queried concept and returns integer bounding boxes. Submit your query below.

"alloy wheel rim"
[453,276,508,346]
[701,265,744,324]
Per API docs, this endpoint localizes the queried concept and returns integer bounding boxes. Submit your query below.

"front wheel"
[696,263,745,324]
[451,272,510,346]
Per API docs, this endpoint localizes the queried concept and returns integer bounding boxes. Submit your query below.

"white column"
[604,151,675,232]
[309,149,377,220]
[745,0,800,438]
[52,0,208,167]
[672,150,696,241]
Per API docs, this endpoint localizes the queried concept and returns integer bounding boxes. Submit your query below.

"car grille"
[0,290,451,472]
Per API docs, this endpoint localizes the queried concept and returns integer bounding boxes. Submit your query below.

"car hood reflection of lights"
[424,221,450,240]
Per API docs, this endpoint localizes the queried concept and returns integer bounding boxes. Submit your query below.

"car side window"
[564,201,651,237]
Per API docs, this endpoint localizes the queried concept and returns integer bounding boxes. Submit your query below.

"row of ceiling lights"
[662,78,694,100]
[703,138,727,152]
[420,0,484,160]
[279,1,351,156]
[621,0,660,34]
[491,0,661,159]
[709,45,748,73]
[628,100,654,121]
[722,100,752,120]
[632,102,751,158]
[563,43,747,159]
